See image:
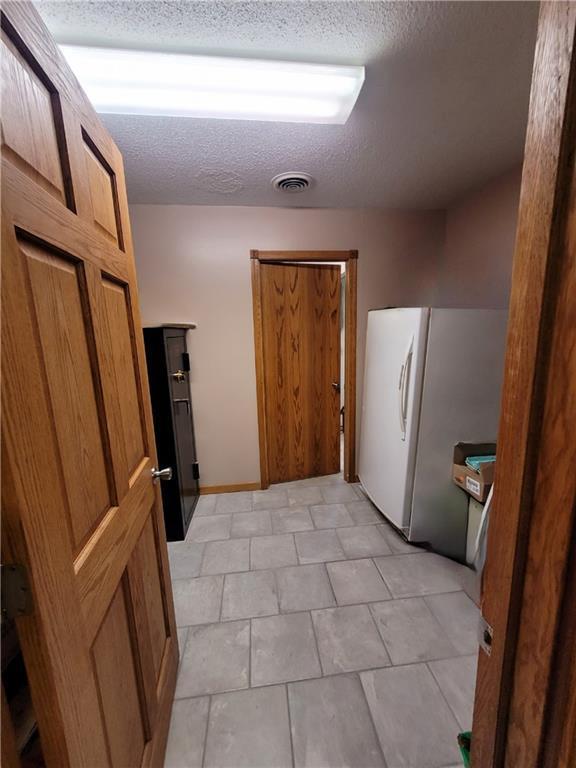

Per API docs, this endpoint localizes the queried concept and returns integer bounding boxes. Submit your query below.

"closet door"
[1,3,177,766]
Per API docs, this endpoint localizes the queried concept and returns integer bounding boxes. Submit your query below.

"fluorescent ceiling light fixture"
[59,45,365,124]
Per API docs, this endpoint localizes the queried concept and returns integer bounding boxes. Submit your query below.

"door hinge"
[192,461,200,480]
[1,564,33,619]
[478,613,493,656]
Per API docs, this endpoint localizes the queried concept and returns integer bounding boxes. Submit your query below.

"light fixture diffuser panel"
[60,45,365,124]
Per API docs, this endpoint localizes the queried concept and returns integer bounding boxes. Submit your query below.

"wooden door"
[471,3,576,767]
[259,262,341,483]
[1,3,178,766]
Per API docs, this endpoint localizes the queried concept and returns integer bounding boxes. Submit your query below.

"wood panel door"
[1,3,177,766]
[471,3,576,767]
[259,262,341,483]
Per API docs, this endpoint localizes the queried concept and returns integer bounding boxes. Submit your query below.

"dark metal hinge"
[1,564,33,619]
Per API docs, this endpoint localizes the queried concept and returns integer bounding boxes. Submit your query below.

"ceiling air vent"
[272,172,314,193]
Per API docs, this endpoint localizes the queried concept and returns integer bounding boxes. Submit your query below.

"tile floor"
[165,474,479,768]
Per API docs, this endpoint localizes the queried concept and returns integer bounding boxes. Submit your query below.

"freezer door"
[358,308,429,529]
[409,308,508,559]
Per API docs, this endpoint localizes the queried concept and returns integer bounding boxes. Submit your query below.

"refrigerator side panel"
[358,308,428,530]
[409,309,508,559]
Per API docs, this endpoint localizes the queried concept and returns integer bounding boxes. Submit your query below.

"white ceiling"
[36,1,538,208]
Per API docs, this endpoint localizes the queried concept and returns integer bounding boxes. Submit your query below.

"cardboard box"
[452,442,496,502]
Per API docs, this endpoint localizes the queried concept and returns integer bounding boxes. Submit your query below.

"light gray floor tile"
[327,559,392,605]
[201,538,250,575]
[377,522,422,554]
[173,575,223,627]
[215,491,252,515]
[193,495,217,516]
[424,591,480,655]
[289,674,385,768]
[271,506,315,533]
[370,597,457,665]
[177,627,188,661]
[187,515,231,543]
[320,484,360,504]
[374,553,463,598]
[336,526,392,558]
[287,486,324,506]
[276,564,336,612]
[310,503,354,529]
[250,533,298,570]
[295,529,346,564]
[168,542,205,580]
[221,570,278,620]
[296,473,343,487]
[428,655,478,730]
[204,686,292,768]
[361,664,462,768]
[231,510,273,538]
[176,620,249,697]
[251,612,321,686]
[345,500,384,526]
[165,696,209,768]
[252,488,289,510]
[312,604,390,674]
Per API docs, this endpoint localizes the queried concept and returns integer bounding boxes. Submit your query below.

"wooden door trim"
[471,3,576,766]
[251,249,358,487]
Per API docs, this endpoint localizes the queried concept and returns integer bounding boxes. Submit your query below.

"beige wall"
[130,206,444,487]
[434,167,522,308]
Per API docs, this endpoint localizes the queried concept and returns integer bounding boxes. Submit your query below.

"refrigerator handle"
[398,337,414,441]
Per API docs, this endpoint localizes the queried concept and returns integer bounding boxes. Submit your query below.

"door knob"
[331,381,341,393]
[171,369,186,382]
[151,466,173,482]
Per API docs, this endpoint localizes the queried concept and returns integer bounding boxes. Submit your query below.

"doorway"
[251,250,358,488]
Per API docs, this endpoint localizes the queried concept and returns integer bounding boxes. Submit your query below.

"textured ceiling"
[36,1,538,208]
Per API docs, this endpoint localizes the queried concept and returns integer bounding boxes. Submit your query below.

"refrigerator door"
[358,308,429,530]
[409,308,508,559]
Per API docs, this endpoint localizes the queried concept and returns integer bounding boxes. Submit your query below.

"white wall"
[130,206,444,487]
[434,167,522,308]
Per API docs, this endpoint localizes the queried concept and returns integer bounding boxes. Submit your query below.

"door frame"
[471,3,576,766]
[250,250,358,488]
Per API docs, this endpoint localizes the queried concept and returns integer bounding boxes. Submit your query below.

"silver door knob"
[151,466,172,482]
[331,381,341,393]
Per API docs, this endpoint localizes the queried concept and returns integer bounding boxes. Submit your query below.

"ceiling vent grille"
[272,172,314,193]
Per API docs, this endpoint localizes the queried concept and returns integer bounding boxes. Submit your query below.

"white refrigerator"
[358,308,507,560]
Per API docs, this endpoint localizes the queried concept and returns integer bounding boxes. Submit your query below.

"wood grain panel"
[132,516,168,683]
[1,30,65,202]
[471,3,576,766]
[83,138,120,245]
[261,263,340,483]
[505,60,576,764]
[74,465,154,645]
[102,277,146,477]
[23,239,111,550]
[1,2,188,763]
[92,584,146,768]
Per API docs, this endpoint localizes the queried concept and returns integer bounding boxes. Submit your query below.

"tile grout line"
[425,659,466,732]
[284,682,296,768]
[248,618,253,688]
[200,694,213,768]
[353,670,390,768]
[307,609,326,677]
[172,653,476,704]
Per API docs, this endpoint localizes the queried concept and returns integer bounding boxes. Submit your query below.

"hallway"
[166,474,479,768]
